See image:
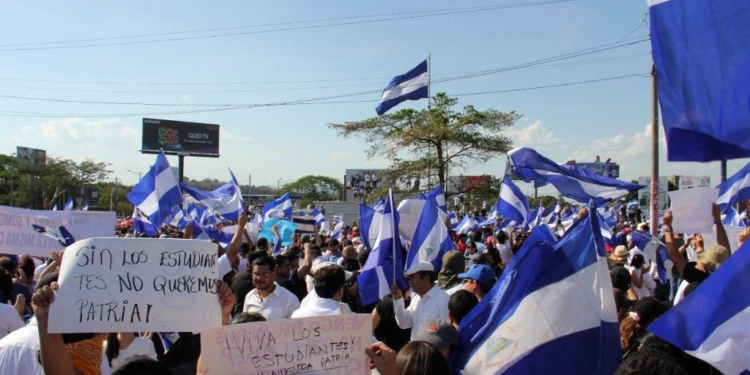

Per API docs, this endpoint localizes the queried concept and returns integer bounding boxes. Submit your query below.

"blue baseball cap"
[458,264,496,286]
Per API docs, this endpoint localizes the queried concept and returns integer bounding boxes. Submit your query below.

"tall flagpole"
[650,63,659,237]
[427,54,432,190]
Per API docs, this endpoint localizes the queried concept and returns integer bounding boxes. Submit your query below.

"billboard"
[679,176,711,190]
[638,176,669,221]
[447,175,492,193]
[573,162,620,179]
[141,118,220,157]
[16,146,46,167]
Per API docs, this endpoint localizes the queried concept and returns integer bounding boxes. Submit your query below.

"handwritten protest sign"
[200,314,371,375]
[0,205,114,256]
[668,188,718,234]
[49,238,222,333]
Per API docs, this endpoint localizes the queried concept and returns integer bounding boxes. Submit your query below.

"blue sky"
[0,0,746,195]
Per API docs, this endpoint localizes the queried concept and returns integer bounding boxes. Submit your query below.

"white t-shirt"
[0,303,23,340]
[104,336,157,369]
[497,242,512,265]
[625,266,655,299]
[243,283,301,320]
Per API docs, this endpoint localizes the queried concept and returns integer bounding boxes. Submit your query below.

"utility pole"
[650,64,659,237]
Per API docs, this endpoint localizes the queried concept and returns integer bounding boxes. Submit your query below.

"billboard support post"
[178,155,185,184]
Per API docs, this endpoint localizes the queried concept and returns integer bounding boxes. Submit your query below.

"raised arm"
[712,204,731,253]
[662,211,687,276]
[224,211,248,269]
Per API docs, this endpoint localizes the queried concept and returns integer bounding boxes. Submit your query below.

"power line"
[0,0,575,52]
[0,73,649,118]
[0,4,539,48]
[0,51,649,96]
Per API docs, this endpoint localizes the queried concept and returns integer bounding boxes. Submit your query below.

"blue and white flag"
[31,224,76,247]
[722,206,742,227]
[63,197,74,211]
[648,239,750,375]
[370,197,385,212]
[649,0,750,162]
[407,196,454,272]
[133,208,158,236]
[497,176,530,226]
[293,211,318,234]
[448,212,459,229]
[716,160,750,212]
[358,204,382,250]
[420,185,447,213]
[166,206,189,230]
[180,170,243,221]
[190,219,212,241]
[126,151,183,227]
[310,208,327,228]
[453,204,621,374]
[626,199,639,210]
[330,220,344,240]
[630,230,669,284]
[456,214,478,235]
[375,60,429,116]
[52,204,58,211]
[509,147,644,205]
[358,189,408,306]
[540,201,557,224]
[262,193,292,220]
[82,204,88,211]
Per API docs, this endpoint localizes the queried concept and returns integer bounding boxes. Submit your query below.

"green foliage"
[279,175,344,206]
[329,93,520,190]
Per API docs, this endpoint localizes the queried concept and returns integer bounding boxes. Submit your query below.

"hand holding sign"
[48,238,222,333]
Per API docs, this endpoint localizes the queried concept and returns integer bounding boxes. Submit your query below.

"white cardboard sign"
[49,238,222,333]
[200,314,372,375]
[668,188,718,234]
[0,206,114,256]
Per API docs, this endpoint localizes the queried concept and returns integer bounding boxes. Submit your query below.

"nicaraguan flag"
[540,201,557,224]
[133,207,158,236]
[509,147,644,205]
[648,239,750,375]
[630,230,669,284]
[497,175,530,226]
[262,193,292,220]
[358,189,408,306]
[453,203,621,374]
[722,207,742,227]
[649,0,750,162]
[82,204,88,211]
[456,214,478,235]
[52,204,58,211]
[448,212,459,229]
[126,151,183,227]
[375,60,429,116]
[716,160,750,212]
[330,220,344,240]
[32,224,76,247]
[358,204,382,250]
[180,170,243,221]
[420,185,447,213]
[63,197,74,211]
[407,196,454,272]
[190,219,212,241]
[310,208,327,228]
[371,197,385,212]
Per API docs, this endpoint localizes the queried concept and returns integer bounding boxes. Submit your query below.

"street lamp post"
[127,169,142,181]
[277,178,282,190]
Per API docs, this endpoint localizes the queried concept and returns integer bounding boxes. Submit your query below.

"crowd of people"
[0,200,745,374]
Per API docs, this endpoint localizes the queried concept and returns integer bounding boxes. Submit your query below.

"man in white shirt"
[243,256,300,320]
[391,261,450,339]
[292,264,349,318]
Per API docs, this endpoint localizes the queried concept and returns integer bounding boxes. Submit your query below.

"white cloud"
[506,120,566,151]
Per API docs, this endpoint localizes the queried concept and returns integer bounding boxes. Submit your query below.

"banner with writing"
[200,314,371,375]
[49,238,222,333]
[0,205,114,257]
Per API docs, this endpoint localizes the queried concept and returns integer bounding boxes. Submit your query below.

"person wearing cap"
[391,261,450,340]
[458,264,496,302]
[610,245,633,297]
[437,251,465,295]
[413,318,459,359]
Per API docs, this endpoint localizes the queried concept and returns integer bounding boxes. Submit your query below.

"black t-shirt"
[288,269,308,302]
[230,270,254,316]
[682,261,709,283]
[610,264,632,292]
[275,275,295,294]
[374,295,412,352]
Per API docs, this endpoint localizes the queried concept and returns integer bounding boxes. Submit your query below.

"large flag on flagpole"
[453,203,621,374]
[375,60,429,116]
[649,0,750,162]
[126,151,183,228]
[508,147,644,205]
[648,239,750,375]
[358,189,408,306]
